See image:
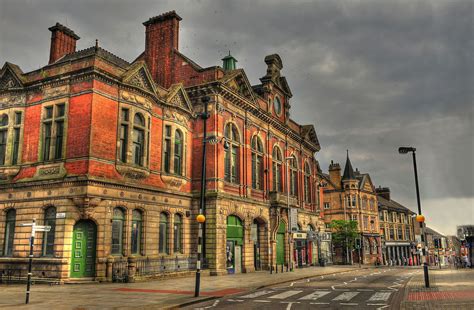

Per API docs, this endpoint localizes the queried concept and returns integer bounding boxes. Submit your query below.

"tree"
[330,220,359,264]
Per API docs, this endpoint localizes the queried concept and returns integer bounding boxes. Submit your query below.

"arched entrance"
[251,218,267,270]
[226,215,243,274]
[70,220,97,278]
[276,221,286,266]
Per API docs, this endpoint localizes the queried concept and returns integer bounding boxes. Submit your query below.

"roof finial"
[95,39,99,51]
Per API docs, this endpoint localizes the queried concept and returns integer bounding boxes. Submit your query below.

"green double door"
[70,221,97,278]
[276,221,286,265]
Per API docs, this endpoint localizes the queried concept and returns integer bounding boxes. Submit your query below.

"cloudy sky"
[1,0,472,235]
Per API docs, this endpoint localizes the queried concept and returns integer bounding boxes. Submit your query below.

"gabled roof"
[301,125,321,151]
[356,173,375,192]
[0,62,25,90]
[219,69,257,103]
[122,61,157,95]
[165,83,194,114]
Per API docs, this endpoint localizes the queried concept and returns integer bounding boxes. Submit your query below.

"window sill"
[160,173,188,190]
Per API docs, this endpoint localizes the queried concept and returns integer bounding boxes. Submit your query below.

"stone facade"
[320,153,382,265]
[0,11,324,282]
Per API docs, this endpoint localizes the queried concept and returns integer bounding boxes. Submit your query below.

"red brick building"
[0,11,324,282]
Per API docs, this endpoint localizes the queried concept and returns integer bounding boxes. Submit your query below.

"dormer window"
[273,96,282,116]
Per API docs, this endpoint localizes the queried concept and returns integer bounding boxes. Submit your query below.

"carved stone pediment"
[120,90,152,109]
[122,61,157,95]
[165,84,193,115]
[116,164,150,180]
[0,166,21,182]
[161,174,187,191]
[0,64,24,91]
[220,69,256,103]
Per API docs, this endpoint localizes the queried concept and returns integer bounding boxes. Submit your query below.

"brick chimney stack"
[376,186,391,201]
[143,11,182,88]
[328,160,342,189]
[48,23,80,64]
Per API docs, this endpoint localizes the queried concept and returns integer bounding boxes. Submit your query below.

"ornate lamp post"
[399,146,429,288]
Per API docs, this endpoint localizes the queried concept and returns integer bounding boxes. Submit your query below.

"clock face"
[274,97,282,115]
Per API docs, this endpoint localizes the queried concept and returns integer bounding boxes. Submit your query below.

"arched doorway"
[276,221,286,266]
[226,215,243,274]
[70,220,97,278]
[251,218,267,271]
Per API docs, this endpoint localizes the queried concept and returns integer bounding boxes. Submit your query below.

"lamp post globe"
[196,214,206,223]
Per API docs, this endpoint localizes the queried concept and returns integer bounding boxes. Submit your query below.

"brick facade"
[0,11,324,282]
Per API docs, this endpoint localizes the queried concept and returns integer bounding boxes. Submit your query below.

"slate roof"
[342,151,356,180]
[377,195,415,214]
[53,46,130,69]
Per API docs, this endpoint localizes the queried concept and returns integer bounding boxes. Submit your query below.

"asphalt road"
[185,268,419,310]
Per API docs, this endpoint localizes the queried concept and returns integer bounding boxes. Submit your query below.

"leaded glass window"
[42,207,56,256]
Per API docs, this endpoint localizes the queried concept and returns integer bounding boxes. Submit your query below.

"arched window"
[289,155,298,196]
[224,123,240,184]
[304,162,311,203]
[251,136,264,190]
[4,209,16,256]
[0,114,9,165]
[272,146,283,192]
[42,207,56,256]
[174,130,183,175]
[111,208,125,255]
[173,214,182,253]
[131,210,143,255]
[132,113,146,166]
[159,212,169,254]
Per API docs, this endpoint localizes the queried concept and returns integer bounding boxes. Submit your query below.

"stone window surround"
[223,121,241,184]
[38,101,68,162]
[303,161,311,203]
[0,107,24,166]
[251,134,264,190]
[116,103,151,169]
[162,120,187,177]
[271,144,283,192]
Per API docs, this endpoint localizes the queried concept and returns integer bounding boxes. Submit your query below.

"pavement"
[400,268,474,310]
[0,265,361,309]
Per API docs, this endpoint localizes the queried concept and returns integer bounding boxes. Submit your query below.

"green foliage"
[330,220,359,249]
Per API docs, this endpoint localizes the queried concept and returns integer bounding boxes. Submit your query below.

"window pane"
[54,121,64,159]
[174,130,183,175]
[159,213,168,254]
[120,125,128,162]
[132,128,144,166]
[134,113,145,127]
[164,138,171,172]
[14,112,22,125]
[224,149,231,182]
[174,214,182,253]
[45,106,53,119]
[4,209,16,256]
[0,130,7,165]
[11,128,20,165]
[121,109,129,122]
[56,104,65,117]
[43,122,52,160]
[43,207,56,256]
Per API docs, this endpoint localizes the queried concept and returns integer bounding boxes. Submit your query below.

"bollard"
[423,263,430,288]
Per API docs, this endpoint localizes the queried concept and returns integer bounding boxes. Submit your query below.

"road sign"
[34,226,51,232]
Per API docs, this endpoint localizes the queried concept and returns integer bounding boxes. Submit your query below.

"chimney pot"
[48,23,80,64]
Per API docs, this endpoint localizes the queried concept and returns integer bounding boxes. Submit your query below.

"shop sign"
[290,208,298,232]
[292,232,307,239]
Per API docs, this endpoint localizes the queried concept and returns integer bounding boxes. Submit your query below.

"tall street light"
[286,156,294,272]
[398,146,430,288]
[195,96,210,297]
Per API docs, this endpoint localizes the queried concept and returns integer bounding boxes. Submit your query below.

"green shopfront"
[226,215,243,274]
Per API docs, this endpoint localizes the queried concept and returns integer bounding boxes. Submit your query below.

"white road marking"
[280,301,299,310]
[299,290,331,300]
[310,302,330,305]
[333,291,360,301]
[240,290,274,298]
[254,300,271,303]
[290,282,295,287]
[377,306,390,310]
[340,303,358,305]
[368,292,392,302]
[227,299,244,302]
[357,289,374,291]
[269,290,303,299]
[367,304,388,306]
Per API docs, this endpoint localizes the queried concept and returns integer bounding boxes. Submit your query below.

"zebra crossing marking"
[240,290,274,298]
[253,300,271,303]
[268,290,303,299]
[298,290,331,300]
[368,291,392,301]
[332,291,359,301]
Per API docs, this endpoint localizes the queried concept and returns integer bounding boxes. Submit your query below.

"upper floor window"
[41,104,66,161]
[118,108,149,167]
[0,114,8,165]
[163,124,186,176]
[42,207,56,257]
[369,199,375,211]
[363,216,369,230]
[324,202,330,209]
[174,130,183,175]
[289,155,298,196]
[392,212,398,223]
[352,196,357,208]
[3,209,16,256]
[224,123,240,184]
[304,162,311,203]
[379,211,384,221]
[397,226,403,240]
[272,146,283,192]
[131,209,143,255]
[111,207,125,255]
[251,136,264,190]
[370,217,375,231]
[362,197,367,210]
[273,96,282,116]
[389,225,395,240]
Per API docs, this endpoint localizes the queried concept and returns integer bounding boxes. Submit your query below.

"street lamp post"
[286,156,294,272]
[399,146,430,288]
[195,96,210,297]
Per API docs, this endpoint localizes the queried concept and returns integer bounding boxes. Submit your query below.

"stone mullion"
[169,213,174,255]
[123,208,131,257]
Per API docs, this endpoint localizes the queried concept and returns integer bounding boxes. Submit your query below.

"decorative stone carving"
[216,102,226,115]
[164,109,188,126]
[116,164,150,180]
[33,163,67,180]
[120,90,152,109]
[160,174,187,191]
[0,167,21,182]
[126,68,154,93]
[0,70,22,90]
[43,85,69,99]
[0,93,26,108]
[72,197,102,219]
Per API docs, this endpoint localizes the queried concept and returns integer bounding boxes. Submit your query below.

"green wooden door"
[70,221,96,278]
[276,221,286,265]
